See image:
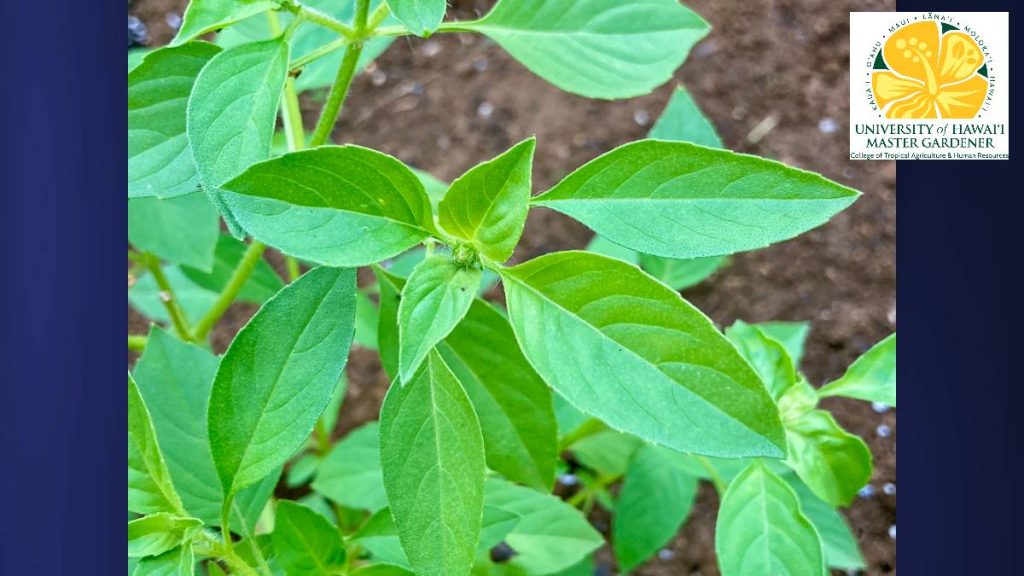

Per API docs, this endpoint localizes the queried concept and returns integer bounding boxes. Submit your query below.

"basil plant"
[127,1,896,575]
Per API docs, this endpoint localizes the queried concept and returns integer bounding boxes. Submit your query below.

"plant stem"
[128,334,148,351]
[286,256,301,282]
[142,254,193,341]
[314,420,332,455]
[567,473,619,508]
[290,37,350,73]
[287,2,356,39]
[558,418,605,451]
[220,497,236,558]
[309,41,364,146]
[192,241,267,341]
[696,455,728,494]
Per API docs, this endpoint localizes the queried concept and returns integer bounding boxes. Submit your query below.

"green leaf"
[438,138,535,263]
[727,320,797,400]
[380,352,486,576]
[129,193,220,271]
[129,265,218,325]
[128,48,150,73]
[313,422,387,512]
[784,410,872,507]
[172,0,281,45]
[209,266,357,494]
[387,0,446,36]
[352,509,412,568]
[134,545,195,576]
[355,291,381,350]
[777,376,819,422]
[273,501,347,576]
[187,37,289,235]
[128,513,202,558]
[786,477,866,570]
[500,251,785,458]
[584,234,638,264]
[319,370,348,435]
[413,169,449,208]
[134,326,280,531]
[129,373,187,516]
[716,462,826,576]
[181,235,284,304]
[128,42,221,199]
[217,0,395,93]
[376,267,404,380]
[350,565,414,576]
[569,431,642,476]
[483,477,603,575]
[459,0,709,99]
[755,321,812,369]
[221,146,435,266]
[397,255,481,381]
[533,141,860,259]
[438,299,558,491]
[818,333,896,406]
[649,86,722,147]
[639,253,727,291]
[613,445,699,573]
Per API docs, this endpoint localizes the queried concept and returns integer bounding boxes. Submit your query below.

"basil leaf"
[569,430,642,476]
[500,251,786,458]
[313,422,387,512]
[727,320,797,400]
[649,86,723,148]
[180,235,284,304]
[172,0,281,46]
[376,267,403,380]
[129,373,187,517]
[127,513,202,558]
[639,253,727,291]
[380,352,485,576]
[128,42,220,199]
[350,565,414,576]
[438,138,535,263]
[818,333,896,406]
[613,445,699,572]
[786,477,866,570]
[133,544,195,576]
[483,477,603,575]
[438,300,558,491]
[534,141,859,259]
[716,462,826,576]
[187,37,289,235]
[388,0,447,36]
[134,327,277,532]
[784,410,872,507]
[221,146,435,266]
[273,501,347,575]
[585,234,638,264]
[209,266,357,494]
[755,321,812,370]
[129,193,220,271]
[355,291,381,350]
[459,0,708,99]
[398,255,481,381]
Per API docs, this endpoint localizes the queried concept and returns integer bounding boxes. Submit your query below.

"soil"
[129,0,897,574]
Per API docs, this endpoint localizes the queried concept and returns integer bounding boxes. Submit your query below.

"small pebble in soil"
[731,105,747,120]
[165,12,183,31]
[876,423,892,438]
[858,484,876,499]
[436,134,451,150]
[477,101,494,119]
[472,57,489,72]
[421,40,442,57]
[692,38,719,59]
[409,82,424,95]
[888,304,897,325]
[370,69,387,86]
[818,117,839,134]
[872,401,891,414]
[883,482,896,495]
[658,548,675,561]
[557,473,579,487]
[633,109,650,126]
[128,15,149,47]
[888,524,897,540]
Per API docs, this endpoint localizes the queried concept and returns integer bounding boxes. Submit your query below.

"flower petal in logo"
[871,21,988,119]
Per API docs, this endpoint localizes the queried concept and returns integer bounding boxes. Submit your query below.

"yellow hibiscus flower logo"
[871,21,989,119]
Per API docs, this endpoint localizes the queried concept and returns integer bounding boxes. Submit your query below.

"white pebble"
[558,473,578,487]
[658,549,675,561]
[477,102,494,119]
[858,484,876,498]
[472,57,489,72]
[818,117,839,134]
[888,524,896,540]
[876,424,892,437]
[421,40,442,57]
[165,12,182,30]
[633,109,650,126]
[883,482,896,495]
[370,70,387,86]
[872,402,891,414]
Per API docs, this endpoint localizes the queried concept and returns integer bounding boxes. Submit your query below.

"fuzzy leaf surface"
[388,0,447,36]
[534,141,859,259]
[818,333,896,406]
[501,251,786,458]
[129,374,187,517]
[273,501,347,576]
[313,422,388,512]
[173,0,281,45]
[784,410,872,506]
[129,192,219,271]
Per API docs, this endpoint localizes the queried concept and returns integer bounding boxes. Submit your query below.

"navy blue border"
[897,0,1020,574]
[0,1,124,573]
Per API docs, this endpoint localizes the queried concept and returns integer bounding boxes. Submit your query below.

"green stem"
[143,254,193,341]
[371,25,412,37]
[192,241,267,341]
[220,497,236,558]
[567,473,619,508]
[286,256,301,282]
[558,418,605,452]
[696,455,728,494]
[309,40,364,146]
[128,334,148,352]
[314,420,332,455]
[287,2,356,38]
[366,2,391,30]
[290,37,350,73]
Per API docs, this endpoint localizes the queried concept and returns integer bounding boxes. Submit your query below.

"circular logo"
[870,19,990,119]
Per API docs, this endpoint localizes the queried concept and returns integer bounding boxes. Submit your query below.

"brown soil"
[130,0,896,574]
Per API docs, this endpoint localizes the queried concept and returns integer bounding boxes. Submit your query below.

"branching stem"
[192,241,267,341]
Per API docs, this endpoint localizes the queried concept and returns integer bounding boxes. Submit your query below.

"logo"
[850,12,1008,160]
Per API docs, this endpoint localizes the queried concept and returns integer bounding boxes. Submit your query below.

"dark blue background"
[0,0,1016,574]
